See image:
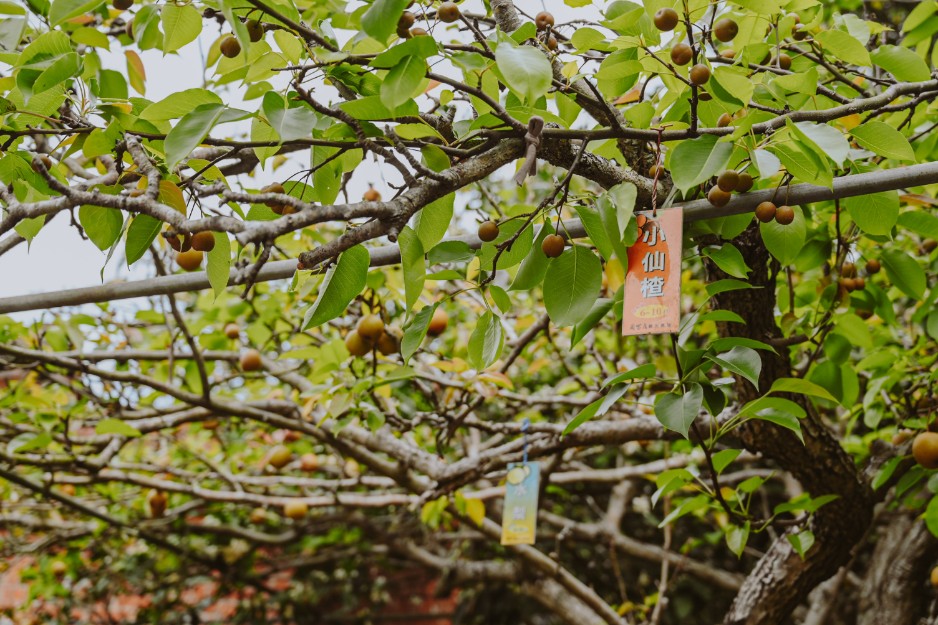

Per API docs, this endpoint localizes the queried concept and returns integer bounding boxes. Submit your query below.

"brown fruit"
[377,331,400,355]
[191,231,215,252]
[249,507,267,524]
[689,64,711,85]
[175,249,203,271]
[735,173,754,192]
[713,18,739,42]
[263,182,285,198]
[755,201,777,223]
[670,43,693,66]
[239,348,263,372]
[720,49,736,59]
[113,0,133,10]
[792,25,808,41]
[541,233,566,258]
[931,566,938,589]
[60,484,76,496]
[51,560,68,578]
[534,11,554,31]
[220,36,241,58]
[913,432,938,469]
[649,164,663,178]
[865,259,881,274]
[698,91,712,101]
[707,186,731,207]
[148,490,168,518]
[246,19,264,42]
[478,220,500,242]
[774,53,792,70]
[775,205,795,225]
[546,35,558,51]
[410,27,428,37]
[716,170,739,192]
[345,330,372,357]
[654,7,679,32]
[842,262,857,278]
[300,453,319,472]
[224,323,240,339]
[924,239,938,253]
[842,278,857,292]
[437,1,460,22]
[125,18,134,39]
[717,113,732,128]
[283,500,308,519]
[357,314,385,340]
[854,277,866,290]
[166,232,182,252]
[427,308,448,336]
[267,444,292,469]
[363,186,382,202]
[398,10,416,30]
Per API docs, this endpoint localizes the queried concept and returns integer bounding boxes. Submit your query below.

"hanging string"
[522,418,530,465]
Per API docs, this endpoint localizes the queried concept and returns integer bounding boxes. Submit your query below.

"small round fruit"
[854,277,866,290]
[842,278,857,292]
[60,484,76,496]
[224,323,240,339]
[534,11,554,31]
[363,186,381,202]
[357,314,385,340]
[437,1,460,22]
[717,113,732,128]
[720,49,736,59]
[842,262,857,278]
[654,7,679,32]
[775,205,795,225]
[774,53,792,70]
[176,249,203,271]
[51,560,68,578]
[283,501,308,520]
[249,507,267,524]
[398,10,416,30]
[410,27,428,36]
[689,64,711,86]
[924,239,938,253]
[113,0,133,10]
[377,331,400,355]
[148,490,168,518]
[913,432,938,469]
[542,233,566,258]
[546,35,558,51]
[240,348,262,372]
[716,170,739,192]
[345,330,372,357]
[865,259,881,274]
[707,186,731,207]
[267,444,292,469]
[735,173,754,193]
[713,18,739,42]
[478,220,500,242]
[191,231,215,252]
[755,201,777,223]
[427,308,448,337]
[300,453,319,472]
[670,43,693,66]
[792,24,808,41]
[220,36,242,58]
[246,19,264,42]
[649,164,663,178]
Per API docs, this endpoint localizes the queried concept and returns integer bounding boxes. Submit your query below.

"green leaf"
[571,298,614,347]
[489,285,512,314]
[725,522,749,558]
[468,310,504,370]
[401,304,436,362]
[871,45,931,82]
[381,54,427,109]
[164,104,225,171]
[563,383,629,436]
[206,233,231,299]
[708,346,762,389]
[361,0,410,42]
[140,89,223,121]
[712,449,742,475]
[302,246,370,329]
[495,37,552,103]
[706,279,753,297]
[815,29,871,66]
[412,194,453,250]
[768,377,839,404]
[658,493,709,527]
[49,0,102,26]
[850,123,915,161]
[32,52,81,96]
[125,215,162,266]
[7,432,52,454]
[881,249,926,299]
[669,135,734,194]
[701,244,751,279]
[760,205,806,265]
[897,211,938,239]
[398,226,425,313]
[161,3,202,53]
[510,223,554,291]
[262,92,317,142]
[844,190,899,236]
[95,418,142,437]
[654,383,703,439]
[737,396,806,442]
[603,363,656,388]
[543,245,602,327]
[788,530,815,559]
[79,205,123,251]
[428,241,474,264]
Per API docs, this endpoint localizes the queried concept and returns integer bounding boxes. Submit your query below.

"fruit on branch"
[713,18,739,42]
[478,220,500,242]
[398,10,416,30]
[239,348,263,372]
[654,8,679,31]
[377,331,400,355]
[427,308,448,336]
[546,35,558,51]
[842,263,857,278]
[913,432,938,469]
[50,560,68,578]
[775,205,795,225]
[865,259,881,274]
[792,24,808,41]
[220,36,241,58]
[60,484,76,496]
[541,234,566,258]
[148,490,168,518]
[283,501,308,519]
[357,314,385,340]
[191,231,215,252]
[246,19,264,42]
[716,170,739,192]
[717,113,732,127]
[266,444,293,469]
[755,201,777,223]
[175,249,203,271]
[363,186,382,202]
[410,27,429,36]
[249,507,267,524]
[30,155,53,173]
[300,453,319,472]
[345,330,372,357]
[648,164,663,178]
[735,173,754,193]
[689,64,711,85]
[112,0,133,9]
[224,323,240,339]
[707,186,731,207]
[534,11,554,30]
[924,239,938,253]
[670,43,693,66]
[437,2,460,22]
[774,53,792,70]
[720,49,736,59]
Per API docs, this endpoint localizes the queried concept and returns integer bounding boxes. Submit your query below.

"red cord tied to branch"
[512,116,544,186]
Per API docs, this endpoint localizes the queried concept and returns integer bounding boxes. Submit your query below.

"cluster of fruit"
[655,8,739,88]
[477,220,566,258]
[167,231,216,271]
[218,19,266,58]
[705,169,755,209]
[345,314,402,357]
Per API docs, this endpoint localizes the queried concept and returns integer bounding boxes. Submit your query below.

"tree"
[1,0,938,623]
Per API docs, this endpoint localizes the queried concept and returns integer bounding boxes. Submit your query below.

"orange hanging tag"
[622,208,683,336]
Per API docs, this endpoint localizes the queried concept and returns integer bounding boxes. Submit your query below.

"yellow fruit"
[175,249,203,271]
[377,331,400,356]
[427,308,448,336]
[299,453,319,472]
[931,566,938,588]
[51,561,68,578]
[913,432,938,469]
[249,507,267,524]
[345,330,372,357]
[267,444,293,469]
[283,500,308,519]
[357,314,385,340]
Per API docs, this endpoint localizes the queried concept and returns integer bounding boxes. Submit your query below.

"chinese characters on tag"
[622,208,683,336]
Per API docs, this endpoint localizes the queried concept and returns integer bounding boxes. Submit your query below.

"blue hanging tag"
[501,419,539,545]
